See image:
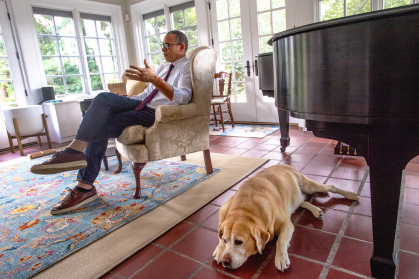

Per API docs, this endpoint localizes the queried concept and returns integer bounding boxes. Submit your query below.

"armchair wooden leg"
[218,105,225,132]
[103,156,109,171]
[212,105,218,127]
[132,162,147,199]
[203,149,213,174]
[42,114,52,149]
[37,136,42,146]
[227,102,235,128]
[114,148,123,174]
[7,131,14,153]
[12,118,24,156]
[181,155,186,161]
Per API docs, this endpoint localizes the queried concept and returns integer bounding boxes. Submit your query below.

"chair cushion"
[211,98,226,104]
[117,125,147,144]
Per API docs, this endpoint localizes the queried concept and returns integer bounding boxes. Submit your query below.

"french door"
[209,0,298,124]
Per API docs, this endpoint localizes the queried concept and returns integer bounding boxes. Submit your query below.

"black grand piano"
[258,4,419,279]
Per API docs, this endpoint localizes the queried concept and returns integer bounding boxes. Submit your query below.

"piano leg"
[277,108,290,152]
[305,121,419,279]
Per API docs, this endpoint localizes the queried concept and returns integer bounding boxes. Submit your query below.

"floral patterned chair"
[114,46,218,198]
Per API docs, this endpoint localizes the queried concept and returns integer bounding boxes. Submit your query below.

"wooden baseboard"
[216,121,298,126]
[0,141,38,154]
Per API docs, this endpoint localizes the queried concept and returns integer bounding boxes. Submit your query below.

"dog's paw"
[345,192,360,201]
[312,207,324,220]
[212,245,225,263]
[275,253,290,271]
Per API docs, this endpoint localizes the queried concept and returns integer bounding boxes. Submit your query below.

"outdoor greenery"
[0,35,16,105]
[321,0,413,21]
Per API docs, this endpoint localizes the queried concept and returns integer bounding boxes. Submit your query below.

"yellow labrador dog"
[212,164,359,271]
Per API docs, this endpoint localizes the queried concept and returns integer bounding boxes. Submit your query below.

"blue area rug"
[0,156,219,278]
[210,124,279,138]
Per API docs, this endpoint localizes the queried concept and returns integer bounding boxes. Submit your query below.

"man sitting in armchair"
[31,30,192,215]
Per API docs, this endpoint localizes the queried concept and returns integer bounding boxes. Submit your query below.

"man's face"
[161,34,185,63]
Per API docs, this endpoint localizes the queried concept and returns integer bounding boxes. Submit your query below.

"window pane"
[0,81,16,105]
[59,37,78,55]
[0,58,10,79]
[104,73,118,87]
[384,0,411,9]
[185,7,196,27]
[34,15,55,35]
[147,36,159,52]
[98,39,113,55]
[321,0,345,21]
[156,15,167,33]
[221,63,232,74]
[96,21,112,38]
[0,37,5,56]
[102,57,116,73]
[234,62,245,81]
[90,74,104,90]
[347,0,371,15]
[220,42,231,62]
[257,0,270,12]
[236,83,246,102]
[38,36,58,55]
[62,57,81,75]
[187,27,198,46]
[145,18,156,36]
[47,77,65,95]
[231,18,242,39]
[258,12,272,35]
[42,57,62,75]
[232,40,243,60]
[230,0,241,17]
[84,38,99,55]
[87,56,101,73]
[217,0,228,20]
[259,36,272,53]
[81,19,97,37]
[273,9,286,33]
[65,75,83,93]
[272,0,286,8]
[218,20,230,41]
[172,10,184,29]
[150,53,160,65]
[55,17,73,36]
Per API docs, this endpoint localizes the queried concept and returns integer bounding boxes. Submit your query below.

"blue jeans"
[75,92,156,186]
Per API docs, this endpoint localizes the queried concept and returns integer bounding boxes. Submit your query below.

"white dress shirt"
[130,56,192,109]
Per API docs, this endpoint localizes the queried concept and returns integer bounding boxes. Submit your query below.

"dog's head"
[218,218,270,269]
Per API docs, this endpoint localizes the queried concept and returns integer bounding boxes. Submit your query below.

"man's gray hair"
[167,30,188,53]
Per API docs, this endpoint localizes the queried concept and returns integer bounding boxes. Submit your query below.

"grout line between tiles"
[318,168,370,279]
[251,248,276,279]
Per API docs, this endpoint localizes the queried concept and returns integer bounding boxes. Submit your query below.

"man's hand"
[124,59,157,83]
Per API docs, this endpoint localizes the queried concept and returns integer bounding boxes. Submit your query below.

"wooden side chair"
[210,71,234,132]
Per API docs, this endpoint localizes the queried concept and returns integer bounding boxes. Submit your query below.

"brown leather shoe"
[30,151,87,175]
[50,186,98,215]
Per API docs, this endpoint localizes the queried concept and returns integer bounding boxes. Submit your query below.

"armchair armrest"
[155,103,197,123]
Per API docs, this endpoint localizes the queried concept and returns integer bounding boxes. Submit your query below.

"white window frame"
[317,0,419,22]
[169,1,199,50]
[131,0,211,66]
[9,0,128,105]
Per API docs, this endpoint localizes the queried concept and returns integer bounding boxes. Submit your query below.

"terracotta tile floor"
[2,126,419,279]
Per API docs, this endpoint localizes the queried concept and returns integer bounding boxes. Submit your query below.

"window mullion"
[73,9,89,94]
[53,19,69,96]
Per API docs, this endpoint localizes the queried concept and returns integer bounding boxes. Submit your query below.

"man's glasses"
[160,43,181,50]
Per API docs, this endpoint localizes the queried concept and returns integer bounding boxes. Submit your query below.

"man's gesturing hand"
[124,59,157,83]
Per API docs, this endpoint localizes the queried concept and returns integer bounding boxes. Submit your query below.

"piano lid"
[269,4,419,125]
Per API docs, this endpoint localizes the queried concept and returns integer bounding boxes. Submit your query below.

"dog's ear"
[252,227,270,254]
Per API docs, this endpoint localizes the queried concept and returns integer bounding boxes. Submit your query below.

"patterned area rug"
[0,156,219,278]
[209,124,279,138]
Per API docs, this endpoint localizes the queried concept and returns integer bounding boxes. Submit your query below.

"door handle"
[244,60,251,77]
[254,59,258,76]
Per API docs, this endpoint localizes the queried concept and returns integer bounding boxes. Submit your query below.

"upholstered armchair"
[114,46,218,198]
